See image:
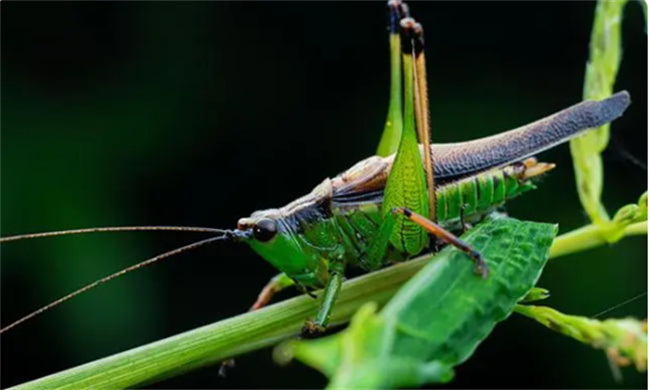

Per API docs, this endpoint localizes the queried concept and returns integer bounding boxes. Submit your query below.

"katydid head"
[237,212,325,287]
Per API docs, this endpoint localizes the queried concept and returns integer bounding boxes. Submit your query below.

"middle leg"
[302,270,344,337]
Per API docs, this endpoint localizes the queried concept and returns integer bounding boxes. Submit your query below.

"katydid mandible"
[0,0,631,340]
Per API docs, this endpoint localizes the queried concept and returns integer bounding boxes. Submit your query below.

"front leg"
[249,273,296,310]
[302,270,344,337]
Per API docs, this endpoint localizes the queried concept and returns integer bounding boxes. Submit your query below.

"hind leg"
[393,207,489,278]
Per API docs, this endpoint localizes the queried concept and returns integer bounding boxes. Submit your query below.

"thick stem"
[549,221,647,259]
[7,258,428,390]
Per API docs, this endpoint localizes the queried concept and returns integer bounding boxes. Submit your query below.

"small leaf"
[605,191,648,242]
[520,287,551,303]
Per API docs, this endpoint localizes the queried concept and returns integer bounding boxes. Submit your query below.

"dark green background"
[2,2,647,389]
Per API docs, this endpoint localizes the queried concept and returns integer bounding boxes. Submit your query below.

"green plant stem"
[550,221,647,259]
[625,221,648,236]
[514,305,647,372]
[9,219,647,390]
[570,0,627,224]
[7,258,428,390]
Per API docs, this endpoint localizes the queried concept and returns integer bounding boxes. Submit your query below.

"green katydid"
[0,0,631,345]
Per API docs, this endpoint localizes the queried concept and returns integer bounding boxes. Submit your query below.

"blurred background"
[1,2,647,389]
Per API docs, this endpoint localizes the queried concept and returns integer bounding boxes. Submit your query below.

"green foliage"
[277,218,557,389]
[549,5,648,378]
[516,305,647,372]
[570,0,627,224]
[607,191,648,241]
[520,287,551,303]
[550,191,648,258]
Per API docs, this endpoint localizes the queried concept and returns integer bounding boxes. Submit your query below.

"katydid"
[0,0,631,346]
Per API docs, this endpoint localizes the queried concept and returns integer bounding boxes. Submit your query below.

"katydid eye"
[253,219,278,242]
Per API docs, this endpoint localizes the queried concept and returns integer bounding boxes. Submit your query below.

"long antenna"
[0,234,230,334]
[0,226,228,243]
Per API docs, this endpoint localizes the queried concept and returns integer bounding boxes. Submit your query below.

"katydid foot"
[466,248,489,279]
[460,203,473,233]
[300,270,343,338]
[301,318,327,338]
[393,207,489,278]
[218,359,235,377]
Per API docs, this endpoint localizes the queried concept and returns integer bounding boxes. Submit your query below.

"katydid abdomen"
[334,159,543,270]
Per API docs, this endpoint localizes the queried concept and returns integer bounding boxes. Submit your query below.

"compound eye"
[253,218,278,242]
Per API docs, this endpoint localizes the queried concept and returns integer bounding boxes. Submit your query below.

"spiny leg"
[358,2,433,268]
[393,207,489,278]
[380,14,431,256]
[219,273,295,376]
[302,270,344,337]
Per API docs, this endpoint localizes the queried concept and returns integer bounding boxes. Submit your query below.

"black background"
[2,2,647,389]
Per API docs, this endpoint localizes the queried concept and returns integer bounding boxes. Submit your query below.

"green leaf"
[279,217,557,389]
[520,287,551,303]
